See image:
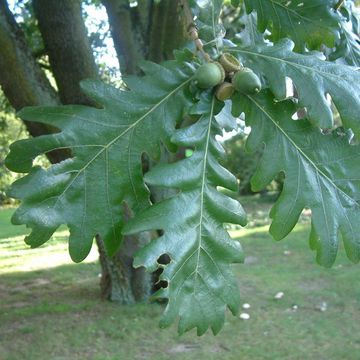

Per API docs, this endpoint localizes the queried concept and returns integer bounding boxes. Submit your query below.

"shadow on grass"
[0,262,100,317]
[1,222,360,359]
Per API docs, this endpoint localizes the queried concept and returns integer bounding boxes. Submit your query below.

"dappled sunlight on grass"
[0,208,98,274]
[0,229,98,274]
[1,205,360,359]
[230,223,310,239]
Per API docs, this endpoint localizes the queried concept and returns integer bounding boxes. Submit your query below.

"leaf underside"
[232,90,360,267]
[124,94,247,335]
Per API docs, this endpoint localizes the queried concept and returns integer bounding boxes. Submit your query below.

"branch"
[102,0,147,75]
[0,0,70,164]
[33,0,98,105]
[148,0,189,63]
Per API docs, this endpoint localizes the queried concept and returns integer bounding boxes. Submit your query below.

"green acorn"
[215,82,235,101]
[219,53,242,72]
[232,67,262,94]
[194,62,225,89]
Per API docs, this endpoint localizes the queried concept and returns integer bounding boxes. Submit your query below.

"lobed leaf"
[330,1,360,67]
[235,8,266,47]
[244,0,340,51]
[193,0,225,50]
[6,60,194,262]
[232,90,360,267]
[124,94,247,335]
[330,24,360,67]
[228,39,360,131]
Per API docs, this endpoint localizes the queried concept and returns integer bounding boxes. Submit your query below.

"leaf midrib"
[249,95,359,208]
[229,47,347,83]
[52,78,192,206]
[267,0,332,29]
[194,97,215,284]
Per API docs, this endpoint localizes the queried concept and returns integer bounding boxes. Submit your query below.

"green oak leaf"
[124,94,247,336]
[232,90,360,267]
[227,39,360,131]
[234,6,266,47]
[5,60,194,262]
[244,0,341,51]
[330,0,360,65]
[194,0,225,48]
[330,22,360,66]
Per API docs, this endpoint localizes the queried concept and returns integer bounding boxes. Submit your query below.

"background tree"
[2,0,360,335]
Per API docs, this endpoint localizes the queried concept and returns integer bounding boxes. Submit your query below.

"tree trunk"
[102,0,189,72]
[32,0,98,105]
[147,0,189,63]
[102,0,150,75]
[0,0,67,163]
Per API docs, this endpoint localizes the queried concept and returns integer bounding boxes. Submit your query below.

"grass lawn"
[1,203,360,360]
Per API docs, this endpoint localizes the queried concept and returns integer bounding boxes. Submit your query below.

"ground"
[1,198,360,360]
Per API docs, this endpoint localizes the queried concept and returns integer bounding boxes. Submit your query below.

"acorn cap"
[215,82,235,101]
[219,53,242,73]
[194,62,225,89]
[232,67,262,95]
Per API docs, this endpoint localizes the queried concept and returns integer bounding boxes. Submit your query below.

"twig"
[334,0,345,11]
[179,0,211,62]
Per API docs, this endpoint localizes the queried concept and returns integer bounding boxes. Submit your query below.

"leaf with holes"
[235,8,266,47]
[124,94,247,335]
[244,0,340,51]
[5,60,194,262]
[227,39,360,131]
[232,90,360,267]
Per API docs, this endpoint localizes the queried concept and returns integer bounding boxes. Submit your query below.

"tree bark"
[147,0,189,63]
[0,0,67,164]
[102,0,150,75]
[102,0,189,73]
[32,0,98,105]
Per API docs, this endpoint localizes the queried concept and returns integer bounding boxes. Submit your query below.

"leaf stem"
[179,0,211,62]
[334,0,344,11]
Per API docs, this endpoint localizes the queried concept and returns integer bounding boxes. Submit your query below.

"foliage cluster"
[5,0,360,334]
[0,96,27,205]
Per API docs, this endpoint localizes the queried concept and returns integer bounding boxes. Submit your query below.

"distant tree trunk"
[102,0,149,75]
[0,0,66,163]
[147,0,189,63]
[32,0,98,105]
[102,0,189,72]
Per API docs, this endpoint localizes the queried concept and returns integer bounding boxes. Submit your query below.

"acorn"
[194,62,225,89]
[215,82,235,101]
[232,67,262,94]
[219,53,242,72]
